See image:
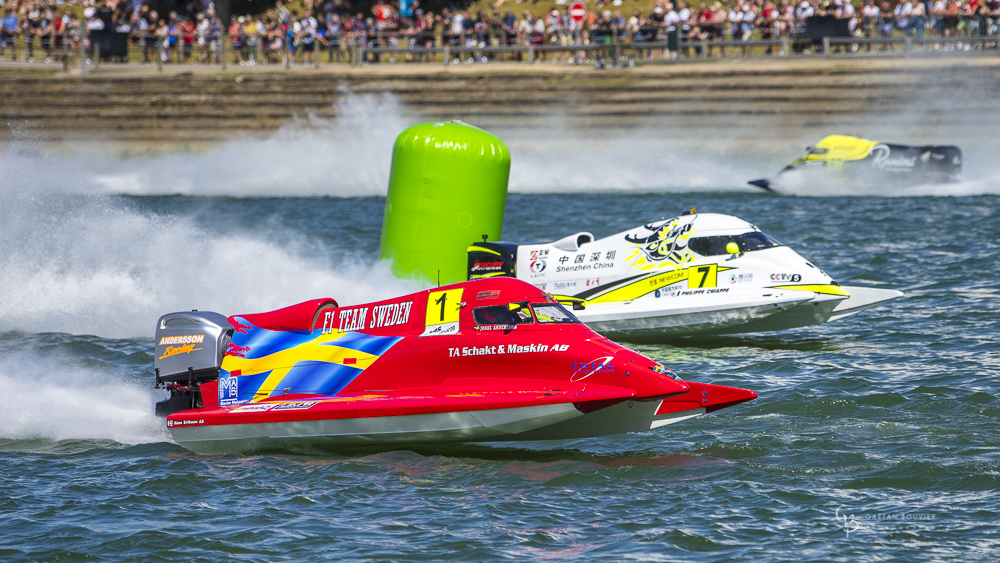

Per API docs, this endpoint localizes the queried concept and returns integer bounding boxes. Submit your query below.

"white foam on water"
[80,119,1000,197]
[86,91,405,197]
[761,163,1000,198]
[2,91,406,198]
[505,134,759,193]
[0,186,423,338]
[0,352,166,444]
[758,71,1000,198]
[10,86,997,197]
[4,84,999,203]
[0,91,771,197]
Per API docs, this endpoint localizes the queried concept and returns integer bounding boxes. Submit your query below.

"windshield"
[531,303,580,324]
[473,305,533,326]
[741,232,783,251]
[688,232,783,256]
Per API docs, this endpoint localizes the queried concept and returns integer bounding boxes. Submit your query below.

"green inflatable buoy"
[379,121,510,285]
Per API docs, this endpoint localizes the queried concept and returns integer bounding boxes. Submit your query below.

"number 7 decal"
[688,264,717,288]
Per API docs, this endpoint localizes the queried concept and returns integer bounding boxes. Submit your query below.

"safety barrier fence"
[0,32,997,73]
[358,35,1000,66]
[858,14,999,39]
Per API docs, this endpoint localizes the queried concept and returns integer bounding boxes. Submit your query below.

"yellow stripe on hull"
[771,284,850,297]
[467,246,501,255]
[557,265,732,306]
[221,331,380,401]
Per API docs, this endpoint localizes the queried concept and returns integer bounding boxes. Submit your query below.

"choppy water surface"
[1,190,998,561]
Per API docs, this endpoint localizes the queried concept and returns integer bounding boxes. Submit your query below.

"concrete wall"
[1,58,997,144]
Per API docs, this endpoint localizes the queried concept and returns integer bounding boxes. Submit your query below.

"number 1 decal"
[435,292,448,322]
[422,288,464,337]
[688,264,717,288]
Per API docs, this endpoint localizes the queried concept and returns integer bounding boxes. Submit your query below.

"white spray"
[0,351,167,445]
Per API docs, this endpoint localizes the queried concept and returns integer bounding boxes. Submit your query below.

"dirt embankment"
[1,58,998,144]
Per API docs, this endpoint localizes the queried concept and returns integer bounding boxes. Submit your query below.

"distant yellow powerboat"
[749,135,962,193]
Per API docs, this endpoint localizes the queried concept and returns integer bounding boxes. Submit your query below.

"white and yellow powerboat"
[467,212,902,341]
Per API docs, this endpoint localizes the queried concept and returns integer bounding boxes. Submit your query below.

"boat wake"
[6,84,1000,198]
[0,183,423,339]
[2,92,771,197]
[0,351,167,446]
[764,168,1000,198]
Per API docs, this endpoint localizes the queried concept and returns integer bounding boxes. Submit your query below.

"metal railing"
[0,31,997,74]
[821,35,1000,56]
[355,35,999,67]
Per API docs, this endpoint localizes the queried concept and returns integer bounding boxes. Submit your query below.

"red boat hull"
[163,278,756,453]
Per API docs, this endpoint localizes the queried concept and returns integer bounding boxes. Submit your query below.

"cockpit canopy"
[793,134,880,164]
[473,302,581,326]
[688,231,783,256]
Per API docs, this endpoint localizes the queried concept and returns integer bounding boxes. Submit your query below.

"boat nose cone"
[702,384,758,413]
[655,381,758,418]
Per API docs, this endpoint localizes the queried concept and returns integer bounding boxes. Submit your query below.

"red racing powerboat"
[154,278,756,454]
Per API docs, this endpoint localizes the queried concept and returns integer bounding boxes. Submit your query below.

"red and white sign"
[569,2,587,22]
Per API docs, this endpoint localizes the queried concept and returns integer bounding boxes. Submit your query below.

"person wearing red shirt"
[179,16,195,63]
[373,0,393,31]
[229,16,243,64]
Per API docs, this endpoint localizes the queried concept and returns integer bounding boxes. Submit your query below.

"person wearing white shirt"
[794,0,813,33]
[665,4,681,31]
[860,0,878,37]
[740,2,755,58]
[84,6,104,31]
[930,0,946,35]
[302,16,317,63]
[791,0,812,52]
[517,14,533,37]
[727,3,742,38]
[726,3,742,56]
[839,0,857,34]
[677,2,692,32]
[910,0,926,38]
[894,0,912,35]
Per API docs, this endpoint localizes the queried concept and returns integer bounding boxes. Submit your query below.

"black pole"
[216,0,230,26]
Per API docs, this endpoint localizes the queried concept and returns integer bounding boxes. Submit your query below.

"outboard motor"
[925,145,962,181]
[154,311,233,417]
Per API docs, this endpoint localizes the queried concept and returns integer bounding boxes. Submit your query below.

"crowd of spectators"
[1,0,998,64]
